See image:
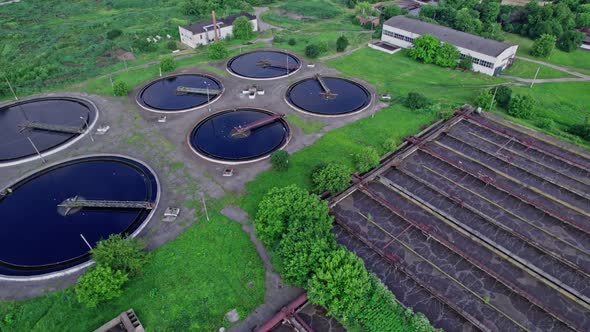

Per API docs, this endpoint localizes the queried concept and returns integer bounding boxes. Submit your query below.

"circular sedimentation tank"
[286,76,371,116]
[189,108,290,164]
[227,50,301,79]
[136,74,223,113]
[0,155,159,277]
[0,97,98,166]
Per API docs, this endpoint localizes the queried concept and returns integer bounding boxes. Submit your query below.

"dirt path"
[255,7,282,32]
[516,56,590,79]
[500,56,590,84]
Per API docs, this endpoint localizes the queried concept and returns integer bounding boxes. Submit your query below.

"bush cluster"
[254,185,437,331]
[160,57,176,72]
[74,235,146,307]
[507,94,535,119]
[270,150,289,171]
[404,92,432,110]
[312,163,351,194]
[354,147,380,173]
[113,81,129,96]
[408,35,460,68]
[208,42,228,60]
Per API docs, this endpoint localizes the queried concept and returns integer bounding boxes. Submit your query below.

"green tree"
[233,16,255,40]
[493,85,512,108]
[354,147,380,173]
[92,234,147,278]
[531,34,557,57]
[382,5,402,20]
[312,163,351,194]
[305,44,321,58]
[382,137,399,152]
[458,56,473,70]
[208,42,228,59]
[435,42,460,67]
[270,150,289,171]
[288,38,297,46]
[557,30,584,52]
[355,1,375,18]
[167,40,177,50]
[404,92,432,110]
[254,185,329,248]
[408,34,440,64]
[453,8,482,34]
[113,81,129,96]
[478,0,501,23]
[508,94,536,119]
[336,35,349,52]
[160,57,177,72]
[568,123,590,141]
[75,266,128,308]
[475,89,494,110]
[182,0,204,16]
[308,248,371,322]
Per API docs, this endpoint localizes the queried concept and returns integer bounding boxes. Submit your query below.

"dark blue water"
[0,156,158,276]
[0,98,95,163]
[227,51,301,79]
[138,74,223,111]
[190,109,289,161]
[287,77,371,115]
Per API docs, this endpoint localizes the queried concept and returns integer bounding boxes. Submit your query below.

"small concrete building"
[179,12,258,48]
[380,16,518,76]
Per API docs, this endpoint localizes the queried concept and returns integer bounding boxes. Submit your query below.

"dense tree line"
[181,0,274,17]
[417,0,589,52]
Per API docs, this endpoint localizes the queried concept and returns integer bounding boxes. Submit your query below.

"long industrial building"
[380,15,518,76]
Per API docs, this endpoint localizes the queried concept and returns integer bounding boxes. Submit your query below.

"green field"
[502,59,575,79]
[0,213,265,331]
[504,33,590,75]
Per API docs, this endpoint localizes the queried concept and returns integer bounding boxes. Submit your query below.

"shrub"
[536,118,556,131]
[305,44,321,58]
[308,247,371,322]
[568,123,590,141]
[208,42,228,60]
[160,57,176,72]
[106,29,122,40]
[166,40,177,50]
[233,16,255,40]
[382,4,402,20]
[336,35,349,52]
[404,92,431,110]
[557,31,584,52]
[354,147,380,173]
[312,163,351,194]
[531,34,556,58]
[132,38,157,53]
[254,185,329,248]
[493,85,512,108]
[113,81,129,96]
[437,108,455,120]
[458,56,473,70]
[475,89,494,110]
[75,265,128,308]
[507,94,535,119]
[270,150,289,171]
[288,38,297,46]
[434,42,460,68]
[408,34,440,64]
[92,234,147,278]
[382,137,399,152]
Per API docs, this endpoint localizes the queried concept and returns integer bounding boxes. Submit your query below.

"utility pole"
[530,67,540,88]
[4,75,17,100]
[489,86,498,110]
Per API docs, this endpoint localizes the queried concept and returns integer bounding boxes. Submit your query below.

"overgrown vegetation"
[113,81,129,96]
[312,163,351,194]
[0,214,265,331]
[208,42,229,59]
[253,185,437,330]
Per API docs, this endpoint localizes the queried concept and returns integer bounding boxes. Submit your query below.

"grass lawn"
[504,33,590,75]
[77,42,266,96]
[502,59,575,79]
[328,48,506,105]
[241,105,437,215]
[0,213,265,331]
[286,114,326,134]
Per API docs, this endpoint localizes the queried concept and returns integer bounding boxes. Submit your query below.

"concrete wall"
[381,25,518,76]
[179,18,258,48]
